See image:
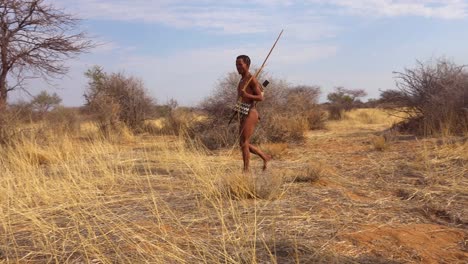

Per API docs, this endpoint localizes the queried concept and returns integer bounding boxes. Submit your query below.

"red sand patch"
[336,224,468,263]
[313,179,373,202]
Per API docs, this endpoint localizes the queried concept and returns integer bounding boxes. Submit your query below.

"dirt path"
[263,128,468,263]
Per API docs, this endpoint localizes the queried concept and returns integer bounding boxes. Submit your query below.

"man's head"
[236,55,250,75]
[236,55,250,66]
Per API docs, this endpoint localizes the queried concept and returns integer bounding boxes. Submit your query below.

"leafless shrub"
[306,109,328,130]
[255,115,308,143]
[158,105,201,136]
[382,58,468,135]
[274,85,326,130]
[8,100,34,122]
[189,120,237,150]
[86,91,122,137]
[45,107,81,135]
[84,66,156,134]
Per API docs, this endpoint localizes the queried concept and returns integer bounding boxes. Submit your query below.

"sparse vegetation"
[260,143,289,159]
[0,110,20,145]
[326,87,367,120]
[84,66,156,135]
[30,90,62,118]
[371,135,388,151]
[0,108,467,263]
[216,172,283,200]
[381,58,468,136]
[292,162,324,183]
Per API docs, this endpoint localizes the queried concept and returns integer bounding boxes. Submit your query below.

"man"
[234,55,271,172]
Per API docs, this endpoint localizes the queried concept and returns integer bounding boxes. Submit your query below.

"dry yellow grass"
[370,135,388,151]
[0,108,466,263]
[260,143,289,159]
[326,108,402,133]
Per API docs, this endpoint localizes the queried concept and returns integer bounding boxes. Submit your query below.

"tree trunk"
[0,71,7,112]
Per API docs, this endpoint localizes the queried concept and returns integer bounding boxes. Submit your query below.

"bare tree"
[0,0,93,110]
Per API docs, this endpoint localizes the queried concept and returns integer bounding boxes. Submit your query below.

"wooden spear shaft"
[241,29,284,93]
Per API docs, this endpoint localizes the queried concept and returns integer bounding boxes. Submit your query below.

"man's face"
[236,58,248,74]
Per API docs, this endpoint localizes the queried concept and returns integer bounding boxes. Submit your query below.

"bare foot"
[262,155,272,171]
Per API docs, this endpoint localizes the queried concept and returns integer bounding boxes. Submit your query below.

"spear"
[228,29,284,124]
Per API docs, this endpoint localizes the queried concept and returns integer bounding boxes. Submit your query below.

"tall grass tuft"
[216,172,283,200]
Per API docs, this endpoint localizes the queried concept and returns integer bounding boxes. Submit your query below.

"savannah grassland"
[0,108,467,263]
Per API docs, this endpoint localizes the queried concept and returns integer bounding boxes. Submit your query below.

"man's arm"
[241,77,264,101]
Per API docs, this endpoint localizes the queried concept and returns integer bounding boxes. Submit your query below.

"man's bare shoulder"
[250,76,260,87]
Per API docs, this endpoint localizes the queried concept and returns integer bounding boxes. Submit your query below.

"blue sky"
[11,0,468,106]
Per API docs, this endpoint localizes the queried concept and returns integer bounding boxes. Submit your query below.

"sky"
[10,0,468,106]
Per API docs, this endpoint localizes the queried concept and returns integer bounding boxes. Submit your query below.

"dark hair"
[236,55,251,67]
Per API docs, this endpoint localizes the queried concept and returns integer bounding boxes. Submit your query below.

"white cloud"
[49,0,468,48]
[91,41,120,54]
[312,0,468,19]
[51,0,336,40]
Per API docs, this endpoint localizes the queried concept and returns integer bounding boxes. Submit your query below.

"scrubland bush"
[30,90,62,119]
[84,66,156,135]
[7,91,64,124]
[0,110,20,145]
[86,91,122,137]
[327,104,345,120]
[8,100,34,122]
[326,87,367,120]
[381,58,468,136]
[45,107,81,134]
[187,72,324,149]
[158,107,204,136]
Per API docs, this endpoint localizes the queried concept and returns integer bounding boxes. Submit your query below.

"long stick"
[242,29,284,92]
[228,29,284,124]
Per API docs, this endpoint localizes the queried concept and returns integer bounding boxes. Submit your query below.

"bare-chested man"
[235,55,271,172]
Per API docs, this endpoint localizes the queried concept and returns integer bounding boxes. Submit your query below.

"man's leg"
[249,145,271,171]
[240,113,258,172]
